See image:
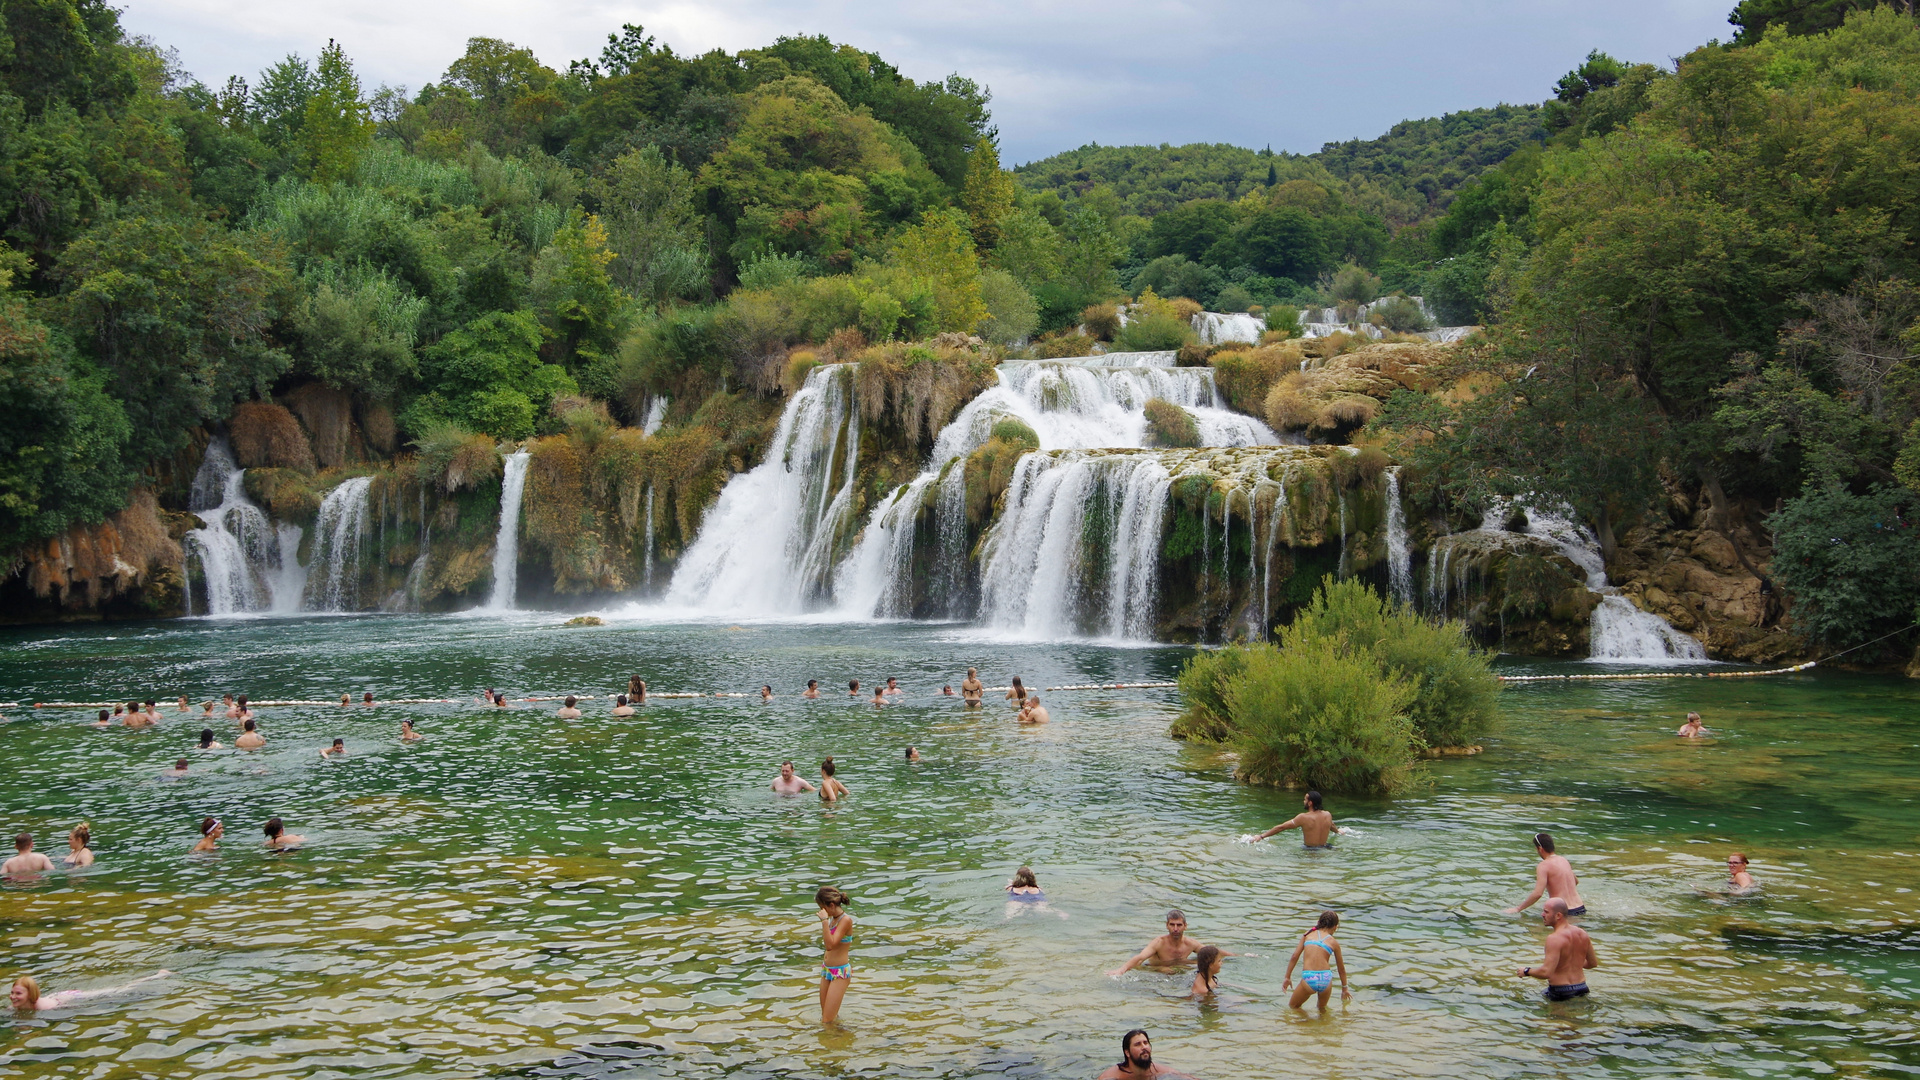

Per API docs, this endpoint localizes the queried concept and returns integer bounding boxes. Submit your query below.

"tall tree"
[959,136,1015,250]
[302,40,372,183]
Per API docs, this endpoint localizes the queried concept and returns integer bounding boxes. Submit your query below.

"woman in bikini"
[1284,910,1350,1010]
[818,758,849,803]
[1006,677,1026,707]
[1191,945,1223,997]
[815,885,854,1024]
[64,824,94,867]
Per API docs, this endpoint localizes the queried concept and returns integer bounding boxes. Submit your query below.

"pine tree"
[302,40,373,184]
[960,137,1016,250]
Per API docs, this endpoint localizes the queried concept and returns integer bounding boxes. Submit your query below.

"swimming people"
[122,702,153,730]
[11,971,170,1012]
[906,745,920,762]
[1728,852,1756,892]
[339,694,351,707]
[1678,712,1706,738]
[176,696,190,712]
[193,818,222,852]
[627,675,647,704]
[162,758,190,779]
[815,885,854,1024]
[94,710,110,727]
[3,833,54,877]
[362,692,374,706]
[198,728,222,749]
[400,719,422,742]
[961,669,983,707]
[1254,790,1345,848]
[804,680,820,699]
[1191,945,1222,997]
[1007,866,1044,900]
[64,824,93,867]
[200,701,215,719]
[773,761,816,794]
[143,701,161,722]
[1504,832,1586,915]
[263,817,305,849]
[942,685,954,696]
[556,696,582,719]
[1108,909,1212,977]
[819,758,848,803]
[761,685,774,703]
[1096,1030,1190,1079]
[236,719,264,749]
[1519,897,1597,1000]
[848,679,860,698]
[870,687,886,707]
[320,738,346,758]
[1006,677,1026,706]
[884,678,902,697]
[492,693,507,707]
[223,694,238,718]
[1017,696,1049,724]
[1284,910,1350,1009]
[235,696,254,722]
[611,694,634,716]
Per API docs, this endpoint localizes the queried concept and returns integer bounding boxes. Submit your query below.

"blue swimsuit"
[1301,935,1335,992]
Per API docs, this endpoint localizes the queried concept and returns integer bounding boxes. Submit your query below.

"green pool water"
[1,612,1917,1079]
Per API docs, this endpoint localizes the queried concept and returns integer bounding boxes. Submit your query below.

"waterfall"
[1516,507,1707,662]
[975,450,1174,639]
[665,364,861,614]
[1192,311,1266,346]
[642,484,656,592]
[305,476,373,612]
[484,451,531,611]
[182,438,304,616]
[641,396,669,435]
[1385,468,1413,605]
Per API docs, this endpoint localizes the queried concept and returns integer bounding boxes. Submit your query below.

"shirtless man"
[848,680,860,698]
[222,694,239,719]
[93,710,110,727]
[941,685,954,697]
[122,702,153,730]
[263,817,305,849]
[1678,712,1705,738]
[870,687,886,708]
[760,685,774,703]
[960,669,984,708]
[556,696,582,719]
[1519,897,1598,1000]
[883,678,903,697]
[1255,790,1346,848]
[772,761,816,794]
[162,758,190,779]
[2,833,55,877]
[176,696,191,713]
[1108,910,1212,977]
[1096,1030,1192,1080]
[804,680,821,700]
[320,738,346,758]
[235,719,265,749]
[1505,832,1586,916]
[143,701,162,723]
[235,696,255,723]
[611,694,634,716]
[1018,696,1049,724]
[362,692,375,707]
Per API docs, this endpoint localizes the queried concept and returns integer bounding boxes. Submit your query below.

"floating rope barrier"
[1043,682,1178,692]
[1499,662,1817,683]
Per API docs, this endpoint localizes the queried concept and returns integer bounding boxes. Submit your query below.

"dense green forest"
[4,0,1920,660]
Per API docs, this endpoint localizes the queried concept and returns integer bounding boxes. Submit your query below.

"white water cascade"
[1192,311,1266,345]
[484,451,531,611]
[664,365,862,614]
[305,476,374,612]
[182,438,305,616]
[1384,467,1413,605]
[1517,508,1708,662]
[832,358,1281,620]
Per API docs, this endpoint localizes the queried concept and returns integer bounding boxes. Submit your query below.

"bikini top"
[826,916,853,944]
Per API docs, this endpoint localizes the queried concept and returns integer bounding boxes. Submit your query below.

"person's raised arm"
[1332,939,1351,1001]
[1257,815,1301,841]
[1504,864,1549,914]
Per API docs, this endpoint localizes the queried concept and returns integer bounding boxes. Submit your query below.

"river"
[0,612,1915,1078]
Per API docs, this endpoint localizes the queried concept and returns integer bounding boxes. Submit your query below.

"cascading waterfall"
[665,365,861,613]
[1192,311,1266,345]
[1384,467,1413,605]
[182,438,305,616]
[484,451,531,611]
[305,476,373,612]
[1517,508,1708,662]
[642,484,656,592]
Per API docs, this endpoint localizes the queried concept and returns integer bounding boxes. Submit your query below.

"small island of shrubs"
[1172,579,1500,796]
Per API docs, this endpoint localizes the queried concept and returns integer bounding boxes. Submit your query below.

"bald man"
[1519,898,1597,1000]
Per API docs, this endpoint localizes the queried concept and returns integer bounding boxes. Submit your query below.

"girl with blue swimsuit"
[1285,910,1350,1010]
[815,885,854,1024]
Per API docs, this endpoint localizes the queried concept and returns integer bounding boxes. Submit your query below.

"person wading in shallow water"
[815,885,854,1024]
[1505,832,1586,916]
[1096,1030,1193,1079]
[1519,898,1597,1001]
[961,668,984,707]
[1254,790,1346,848]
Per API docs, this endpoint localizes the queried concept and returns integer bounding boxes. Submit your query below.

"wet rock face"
[4,490,184,620]
[1608,522,1804,664]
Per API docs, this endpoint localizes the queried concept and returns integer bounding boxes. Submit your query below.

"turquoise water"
[1,613,1917,1078]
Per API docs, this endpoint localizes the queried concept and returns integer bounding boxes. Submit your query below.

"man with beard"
[1097,1030,1194,1079]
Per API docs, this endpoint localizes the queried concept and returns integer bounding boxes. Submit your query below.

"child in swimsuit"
[815,885,853,1025]
[1285,910,1350,1010]
[1191,945,1222,996]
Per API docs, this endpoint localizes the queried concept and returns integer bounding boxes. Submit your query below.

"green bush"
[1114,310,1193,351]
[1770,484,1920,655]
[1371,294,1431,332]
[1170,645,1254,742]
[1265,306,1303,338]
[1143,397,1201,448]
[1228,637,1417,795]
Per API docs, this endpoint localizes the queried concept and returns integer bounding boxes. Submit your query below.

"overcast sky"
[123,0,1736,164]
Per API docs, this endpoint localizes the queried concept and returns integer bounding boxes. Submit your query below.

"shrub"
[1771,483,1920,655]
[1265,376,1315,431]
[1329,263,1381,305]
[230,402,316,473]
[1371,294,1431,333]
[979,267,1039,345]
[1170,645,1254,742]
[1211,344,1302,416]
[1082,303,1121,341]
[1216,284,1255,312]
[1033,328,1097,359]
[1265,306,1303,339]
[781,350,820,395]
[1144,398,1201,448]
[1228,638,1417,795]
[1115,310,1193,352]
[411,423,502,493]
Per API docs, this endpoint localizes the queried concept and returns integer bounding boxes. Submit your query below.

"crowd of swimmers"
[11,680,1753,1074]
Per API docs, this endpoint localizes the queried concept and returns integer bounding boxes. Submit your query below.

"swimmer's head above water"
[200,817,222,838]
[821,757,836,777]
[10,975,38,1009]
[199,729,215,748]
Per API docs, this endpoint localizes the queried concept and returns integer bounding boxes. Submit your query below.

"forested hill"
[1012,103,1545,227]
